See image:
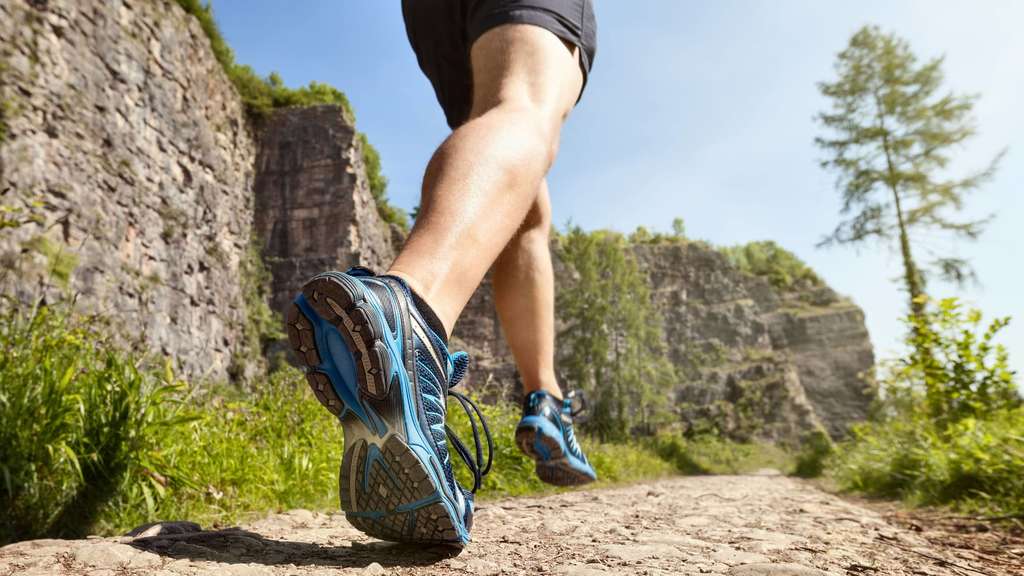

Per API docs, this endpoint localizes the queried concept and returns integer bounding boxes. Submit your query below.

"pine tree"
[815,26,1003,317]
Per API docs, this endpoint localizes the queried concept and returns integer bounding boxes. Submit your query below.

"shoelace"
[444,355,493,494]
[563,389,589,421]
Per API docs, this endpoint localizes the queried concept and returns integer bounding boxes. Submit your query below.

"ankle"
[386,269,452,341]
[523,378,562,400]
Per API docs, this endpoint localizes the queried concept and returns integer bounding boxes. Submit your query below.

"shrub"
[902,297,1018,428]
[358,133,409,231]
[792,429,834,478]
[832,298,1023,515]
[719,241,822,290]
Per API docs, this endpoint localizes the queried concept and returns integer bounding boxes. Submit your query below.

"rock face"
[253,105,398,319]
[635,244,875,440]
[454,244,875,441]
[0,0,256,380]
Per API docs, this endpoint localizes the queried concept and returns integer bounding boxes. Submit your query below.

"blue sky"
[214,1,1023,374]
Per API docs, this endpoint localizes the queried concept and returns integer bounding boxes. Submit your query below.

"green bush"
[792,429,834,479]
[0,303,185,543]
[358,133,409,231]
[832,298,1023,515]
[719,241,822,290]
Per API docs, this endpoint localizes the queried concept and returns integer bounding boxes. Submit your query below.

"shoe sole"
[515,421,596,487]
[286,272,467,544]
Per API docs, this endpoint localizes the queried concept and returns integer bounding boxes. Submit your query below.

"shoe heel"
[300,273,393,401]
[286,303,347,415]
[515,422,566,462]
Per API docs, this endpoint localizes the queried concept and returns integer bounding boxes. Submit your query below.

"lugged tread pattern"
[515,425,593,487]
[342,436,460,544]
[301,273,391,401]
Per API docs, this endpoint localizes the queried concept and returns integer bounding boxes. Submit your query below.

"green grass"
[95,370,343,534]
[649,434,797,475]
[0,303,184,542]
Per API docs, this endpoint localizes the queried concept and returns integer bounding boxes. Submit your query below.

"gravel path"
[1,473,1016,576]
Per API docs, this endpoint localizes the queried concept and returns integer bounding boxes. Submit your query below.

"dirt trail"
[2,473,1018,576]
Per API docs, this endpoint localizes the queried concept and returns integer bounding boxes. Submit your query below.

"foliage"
[834,408,1023,515]
[0,200,45,233]
[816,25,1003,315]
[719,240,822,291]
[229,239,284,382]
[628,217,687,245]
[555,227,677,440]
[832,298,1022,515]
[358,133,409,231]
[901,297,1018,428]
[792,429,834,478]
[173,0,408,232]
[173,0,352,119]
[96,368,342,533]
[0,303,188,543]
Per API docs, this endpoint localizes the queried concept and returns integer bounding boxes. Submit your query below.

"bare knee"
[467,24,582,167]
[495,103,562,170]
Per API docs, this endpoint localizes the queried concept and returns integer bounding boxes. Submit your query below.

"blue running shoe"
[286,268,492,545]
[515,390,597,486]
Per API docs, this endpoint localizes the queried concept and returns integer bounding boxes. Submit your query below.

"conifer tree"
[816,26,1003,317]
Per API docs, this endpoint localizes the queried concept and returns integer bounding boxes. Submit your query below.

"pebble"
[126,521,203,538]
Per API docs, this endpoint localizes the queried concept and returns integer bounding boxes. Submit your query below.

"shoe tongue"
[449,351,470,388]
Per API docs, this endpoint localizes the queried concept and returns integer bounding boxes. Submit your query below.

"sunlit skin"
[388,24,582,400]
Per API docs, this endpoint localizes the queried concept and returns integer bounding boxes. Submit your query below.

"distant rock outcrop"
[454,244,875,442]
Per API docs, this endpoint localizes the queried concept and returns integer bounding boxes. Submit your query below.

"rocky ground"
[2,473,1020,576]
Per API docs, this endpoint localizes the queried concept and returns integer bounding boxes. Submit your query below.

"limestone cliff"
[0,0,255,380]
[453,244,875,441]
[253,105,399,320]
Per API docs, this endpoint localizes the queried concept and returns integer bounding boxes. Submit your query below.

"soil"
[2,472,1020,576]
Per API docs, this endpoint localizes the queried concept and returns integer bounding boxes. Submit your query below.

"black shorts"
[402,0,597,128]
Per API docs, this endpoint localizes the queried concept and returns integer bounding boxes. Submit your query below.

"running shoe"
[286,268,491,545]
[515,390,597,486]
